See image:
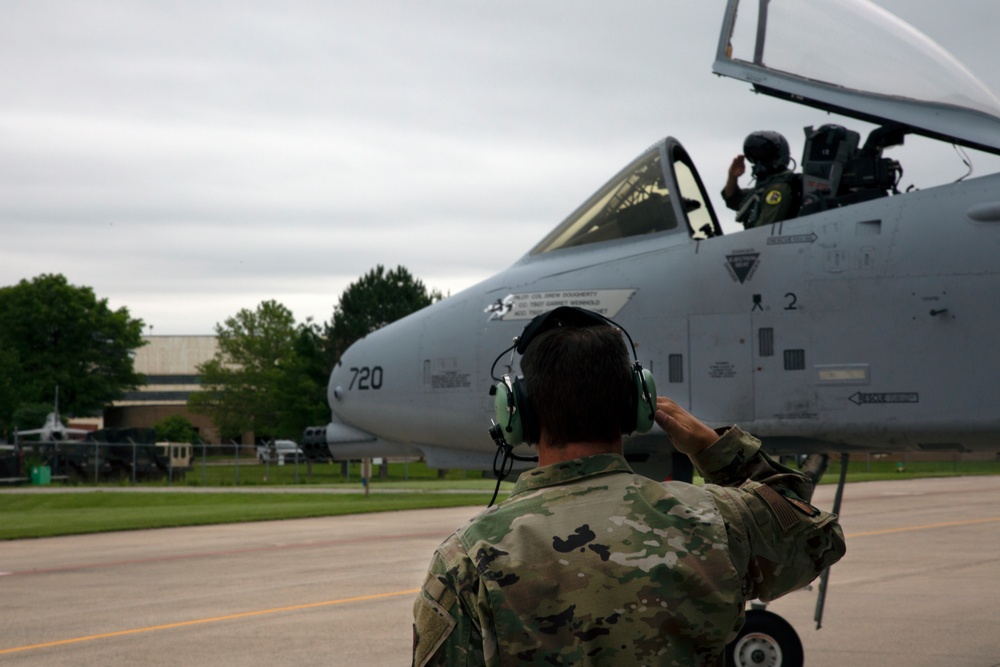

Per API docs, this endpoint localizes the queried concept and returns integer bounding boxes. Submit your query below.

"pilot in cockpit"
[722,130,801,229]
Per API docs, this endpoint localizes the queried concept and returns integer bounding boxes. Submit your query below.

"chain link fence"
[0,440,464,486]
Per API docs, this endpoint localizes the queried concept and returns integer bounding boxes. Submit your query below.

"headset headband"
[515,306,613,354]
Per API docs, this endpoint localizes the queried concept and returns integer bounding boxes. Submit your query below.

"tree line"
[0,266,440,442]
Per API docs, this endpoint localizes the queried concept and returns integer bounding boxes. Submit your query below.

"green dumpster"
[30,466,51,485]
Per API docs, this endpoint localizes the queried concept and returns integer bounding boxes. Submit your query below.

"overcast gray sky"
[3,0,999,335]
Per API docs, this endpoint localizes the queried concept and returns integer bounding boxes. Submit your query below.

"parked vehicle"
[256,440,304,465]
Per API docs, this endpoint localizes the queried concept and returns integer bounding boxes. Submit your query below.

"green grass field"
[820,455,1000,482]
[181,457,499,487]
[69,453,1000,487]
[2,455,997,540]
[0,491,499,540]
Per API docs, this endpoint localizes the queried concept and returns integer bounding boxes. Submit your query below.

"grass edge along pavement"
[2,456,998,540]
[0,491,500,540]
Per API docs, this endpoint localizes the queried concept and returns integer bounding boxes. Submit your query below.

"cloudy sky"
[4,0,999,335]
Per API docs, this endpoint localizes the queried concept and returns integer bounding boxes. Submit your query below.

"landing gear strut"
[726,609,803,667]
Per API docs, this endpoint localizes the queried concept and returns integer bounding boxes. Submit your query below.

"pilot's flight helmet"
[743,131,790,178]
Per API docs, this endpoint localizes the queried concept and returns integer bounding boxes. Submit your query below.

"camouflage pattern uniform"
[723,170,800,229]
[412,426,845,666]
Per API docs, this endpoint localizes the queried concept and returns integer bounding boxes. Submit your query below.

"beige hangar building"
[104,336,229,443]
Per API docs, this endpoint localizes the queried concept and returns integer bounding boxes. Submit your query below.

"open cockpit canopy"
[529,139,722,255]
[529,1,1000,256]
[713,0,1000,156]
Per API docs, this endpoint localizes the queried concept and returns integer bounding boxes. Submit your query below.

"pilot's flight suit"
[412,426,845,666]
[724,170,800,229]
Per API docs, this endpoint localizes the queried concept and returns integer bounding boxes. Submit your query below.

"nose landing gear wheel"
[725,609,803,667]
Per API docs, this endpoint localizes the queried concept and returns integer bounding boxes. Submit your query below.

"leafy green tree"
[274,319,331,432]
[11,403,53,435]
[0,274,145,437]
[154,415,200,443]
[326,264,442,362]
[0,345,23,435]
[189,301,327,441]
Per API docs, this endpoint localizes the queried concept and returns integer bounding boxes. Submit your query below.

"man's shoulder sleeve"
[413,549,459,667]
[413,538,487,667]
[708,479,845,602]
[697,427,846,601]
[723,186,749,211]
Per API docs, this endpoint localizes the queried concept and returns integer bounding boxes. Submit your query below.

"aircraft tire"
[725,609,803,667]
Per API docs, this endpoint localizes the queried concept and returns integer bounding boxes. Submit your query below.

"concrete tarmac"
[1,476,998,666]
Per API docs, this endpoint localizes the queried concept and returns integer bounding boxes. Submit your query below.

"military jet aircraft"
[308,1,1000,663]
[16,387,90,443]
[316,0,1000,482]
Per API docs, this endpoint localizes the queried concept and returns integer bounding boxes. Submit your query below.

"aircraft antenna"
[814,452,849,629]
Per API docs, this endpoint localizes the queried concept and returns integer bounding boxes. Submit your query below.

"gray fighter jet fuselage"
[318,0,1000,477]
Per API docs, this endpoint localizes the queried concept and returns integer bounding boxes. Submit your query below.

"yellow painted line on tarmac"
[0,588,421,656]
[6,519,999,655]
[846,516,1000,538]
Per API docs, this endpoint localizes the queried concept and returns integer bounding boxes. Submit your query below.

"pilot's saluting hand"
[728,154,746,180]
[654,396,719,456]
[723,155,747,201]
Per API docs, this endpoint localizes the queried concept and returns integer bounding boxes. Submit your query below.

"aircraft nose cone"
[328,364,351,408]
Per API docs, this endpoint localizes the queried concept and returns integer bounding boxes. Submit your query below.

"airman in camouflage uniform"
[412,314,845,666]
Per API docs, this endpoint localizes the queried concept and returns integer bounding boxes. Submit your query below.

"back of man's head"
[520,324,633,448]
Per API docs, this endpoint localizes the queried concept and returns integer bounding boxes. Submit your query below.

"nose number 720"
[349,366,383,390]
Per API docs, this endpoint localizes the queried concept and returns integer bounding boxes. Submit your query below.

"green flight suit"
[723,171,800,229]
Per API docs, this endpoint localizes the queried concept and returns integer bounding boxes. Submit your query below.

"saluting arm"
[654,397,847,601]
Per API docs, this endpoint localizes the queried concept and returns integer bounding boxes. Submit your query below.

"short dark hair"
[520,324,633,447]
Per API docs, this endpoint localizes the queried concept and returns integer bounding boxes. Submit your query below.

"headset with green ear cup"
[489,306,657,447]
[634,367,657,434]
[493,374,537,446]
